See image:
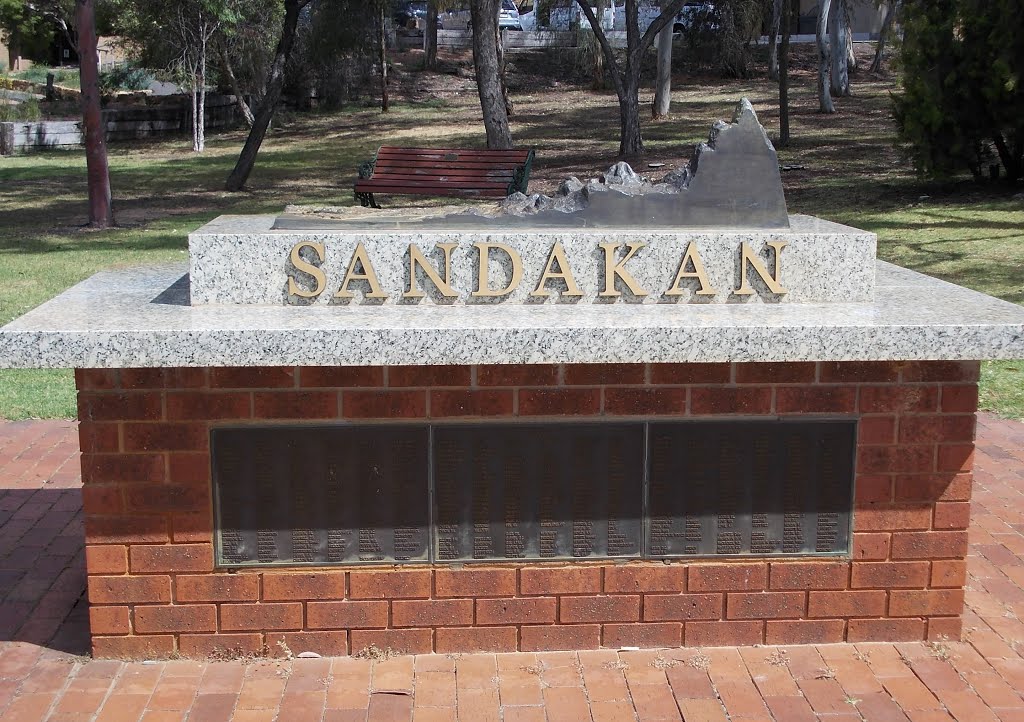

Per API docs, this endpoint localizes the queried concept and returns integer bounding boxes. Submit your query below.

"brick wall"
[76,361,979,658]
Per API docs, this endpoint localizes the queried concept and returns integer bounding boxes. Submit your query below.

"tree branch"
[574,0,624,96]
[636,0,685,60]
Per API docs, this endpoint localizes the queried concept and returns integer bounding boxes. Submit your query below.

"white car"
[499,0,523,30]
[441,2,522,31]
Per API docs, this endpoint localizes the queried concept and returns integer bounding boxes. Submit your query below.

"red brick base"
[76,361,978,658]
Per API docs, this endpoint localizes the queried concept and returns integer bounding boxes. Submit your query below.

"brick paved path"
[2,415,1024,721]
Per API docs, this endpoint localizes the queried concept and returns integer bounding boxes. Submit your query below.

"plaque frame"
[211,418,857,568]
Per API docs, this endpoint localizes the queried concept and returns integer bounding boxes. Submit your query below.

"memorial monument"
[2,100,1023,659]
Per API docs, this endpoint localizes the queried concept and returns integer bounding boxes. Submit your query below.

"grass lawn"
[0,46,1022,420]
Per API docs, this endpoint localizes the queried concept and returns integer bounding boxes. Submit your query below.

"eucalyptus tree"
[76,0,113,227]
[574,0,686,156]
[816,0,834,113]
[225,0,312,190]
[471,0,513,148]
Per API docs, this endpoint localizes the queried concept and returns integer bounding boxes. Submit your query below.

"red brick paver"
[2,415,1024,720]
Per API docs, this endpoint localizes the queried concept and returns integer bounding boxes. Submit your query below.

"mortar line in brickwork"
[470,365,478,388]
[557,364,565,386]
[814,361,822,383]
[382,366,389,387]
[729,363,737,384]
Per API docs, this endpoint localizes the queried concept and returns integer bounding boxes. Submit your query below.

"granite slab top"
[1,261,1023,368]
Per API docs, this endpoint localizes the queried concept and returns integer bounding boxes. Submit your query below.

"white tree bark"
[817,0,835,113]
[197,25,207,152]
[829,0,850,97]
[652,0,673,119]
[768,0,782,80]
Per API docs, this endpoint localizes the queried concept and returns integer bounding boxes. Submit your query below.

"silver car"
[499,0,522,30]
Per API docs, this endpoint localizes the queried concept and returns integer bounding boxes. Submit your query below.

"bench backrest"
[358,146,535,198]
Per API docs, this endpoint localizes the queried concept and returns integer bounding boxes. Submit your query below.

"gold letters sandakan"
[286,240,789,302]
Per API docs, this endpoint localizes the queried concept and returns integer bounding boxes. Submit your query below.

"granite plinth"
[1,261,1023,368]
[189,214,875,306]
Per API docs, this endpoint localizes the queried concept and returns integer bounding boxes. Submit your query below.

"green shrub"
[100,63,156,92]
[12,66,79,86]
[0,97,43,122]
[894,0,1024,182]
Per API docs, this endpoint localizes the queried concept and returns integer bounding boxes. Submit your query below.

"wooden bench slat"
[356,180,512,191]
[355,146,534,207]
[370,170,515,180]
[376,155,528,165]
[374,155,523,164]
[377,146,531,158]
[372,163,516,172]
[356,187,510,198]
[372,162,520,172]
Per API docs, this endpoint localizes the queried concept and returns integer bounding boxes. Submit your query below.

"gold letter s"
[287,241,327,298]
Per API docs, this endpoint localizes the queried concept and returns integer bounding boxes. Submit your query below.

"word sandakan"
[285,239,789,302]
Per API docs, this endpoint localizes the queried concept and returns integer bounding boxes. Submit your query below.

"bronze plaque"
[647,421,855,557]
[212,419,854,568]
[213,425,430,566]
[433,424,645,561]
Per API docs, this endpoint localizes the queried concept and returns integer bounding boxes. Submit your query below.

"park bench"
[354,146,535,208]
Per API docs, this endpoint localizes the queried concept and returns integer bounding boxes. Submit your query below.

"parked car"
[674,2,716,34]
[394,1,428,29]
[443,1,522,31]
[499,0,523,30]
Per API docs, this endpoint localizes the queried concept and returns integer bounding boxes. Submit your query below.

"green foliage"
[894,0,1024,181]
[288,0,387,109]
[13,66,79,86]
[99,63,156,92]
[0,0,57,63]
[0,96,42,121]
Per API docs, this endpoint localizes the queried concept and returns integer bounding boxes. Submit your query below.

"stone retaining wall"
[0,95,240,155]
[76,360,977,659]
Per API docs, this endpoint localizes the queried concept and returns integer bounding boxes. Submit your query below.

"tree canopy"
[894,0,1024,181]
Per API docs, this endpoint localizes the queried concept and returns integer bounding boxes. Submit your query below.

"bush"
[0,97,43,122]
[894,0,1024,182]
[99,64,156,93]
[13,66,79,86]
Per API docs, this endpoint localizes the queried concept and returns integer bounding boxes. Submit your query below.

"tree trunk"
[845,14,856,72]
[816,0,835,113]
[497,27,513,117]
[471,0,513,148]
[220,45,254,128]
[425,0,438,69]
[593,0,607,89]
[619,75,643,157]
[829,0,850,96]
[379,6,389,112]
[75,0,113,228]
[652,0,673,119]
[768,0,782,80]
[574,0,686,157]
[225,0,310,192]
[190,87,199,151]
[778,0,791,147]
[870,0,899,73]
[197,30,207,152]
